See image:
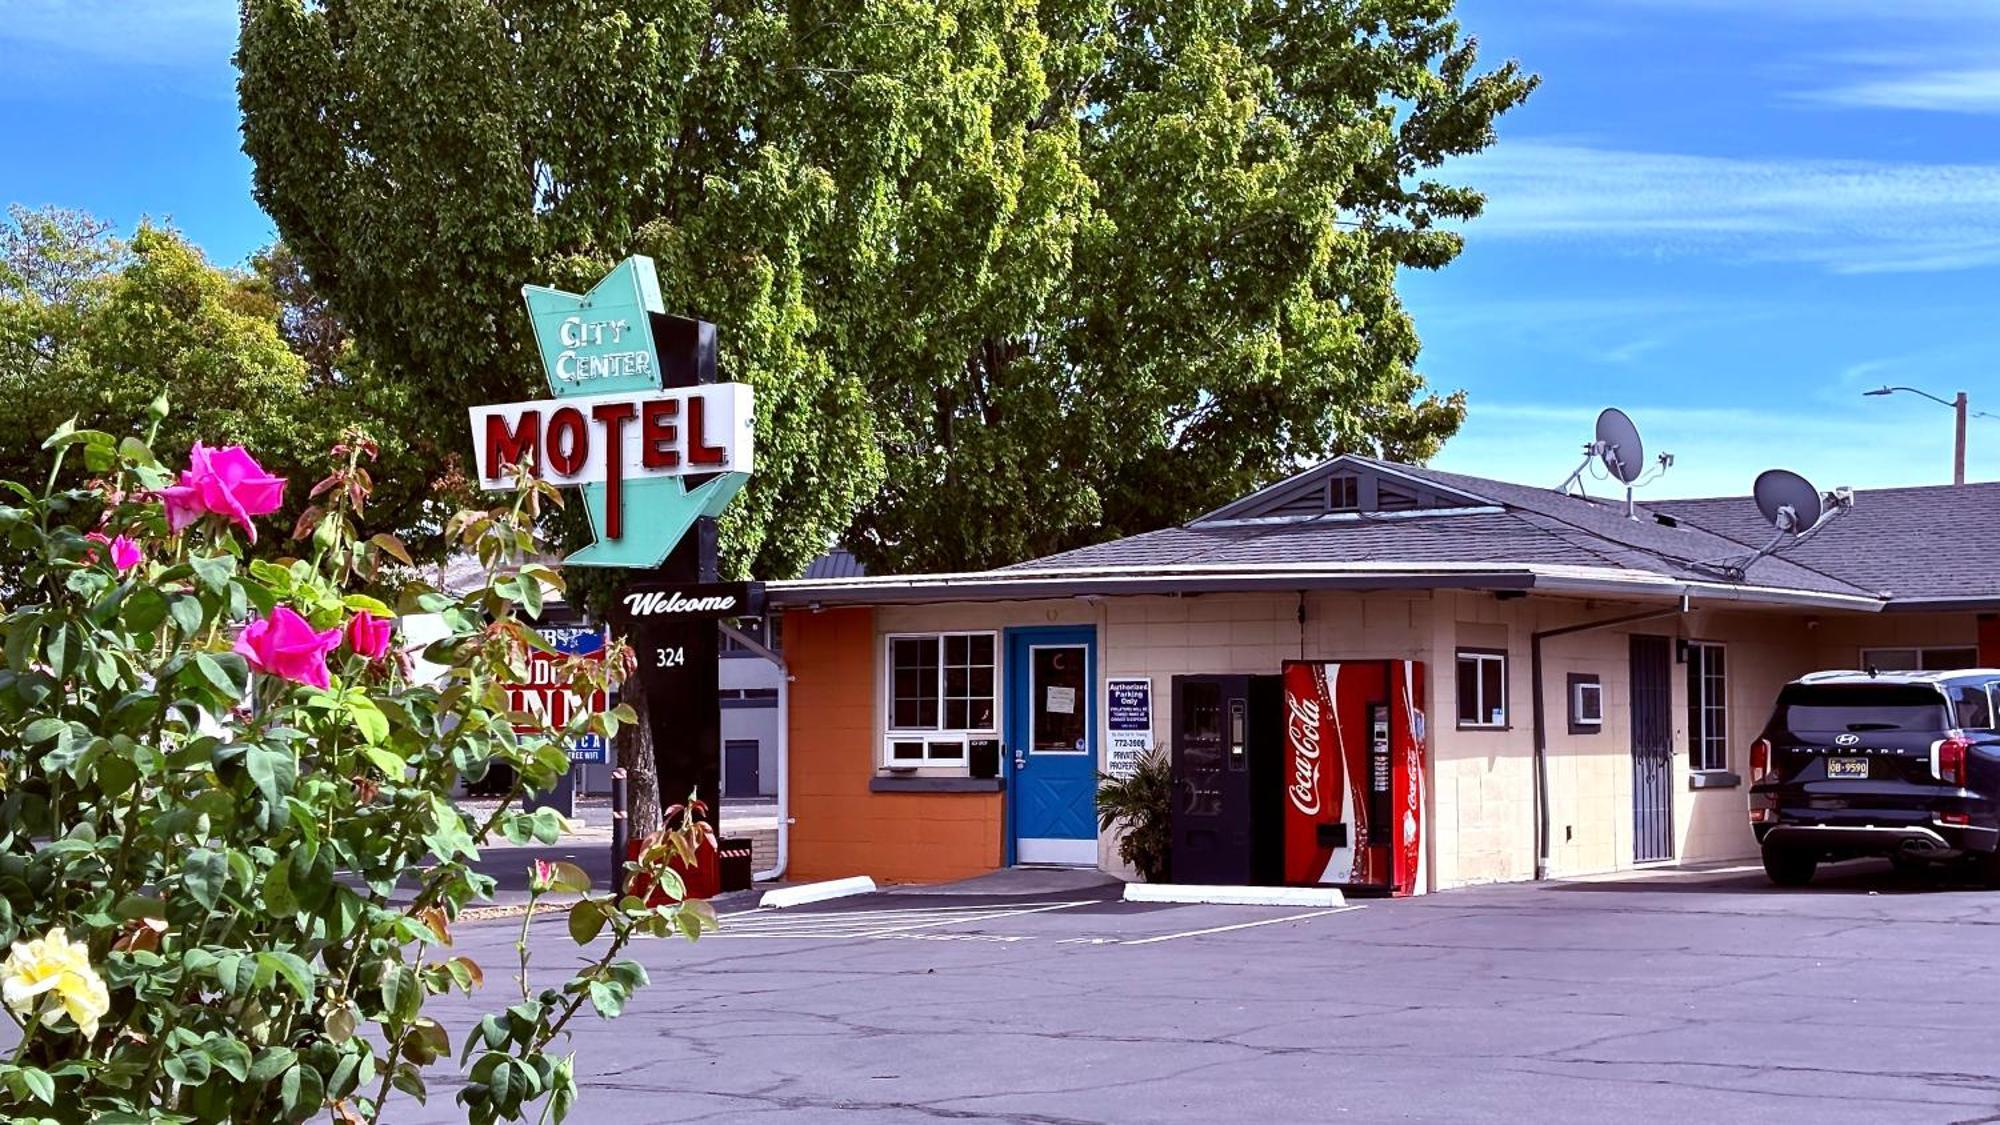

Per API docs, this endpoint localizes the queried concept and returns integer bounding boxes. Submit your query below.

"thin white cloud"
[1455,141,2000,274]
[1801,67,2000,115]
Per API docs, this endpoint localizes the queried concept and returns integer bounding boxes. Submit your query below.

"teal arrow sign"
[519,256,751,569]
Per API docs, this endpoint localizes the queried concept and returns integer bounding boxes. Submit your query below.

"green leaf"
[204,1038,252,1082]
[243,744,296,807]
[264,853,298,916]
[341,592,393,615]
[256,950,314,1001]
[40,415,77,450]
[119,434,159,466]
[189,553,236,593]
[164,1049,212,1087]
[183,848,227,911]
[546,861,590,894]
[167,594,204,637]
[194,652,250,700]
[390,1061,427,1103]
[18,1066,54,1105]
[587,980,624,1019]
[529,806,564,845]
[347,696,389,743]
[246,1046,296,1085]
[278,1062,323,1118]
[363,745,405,779]
[567,900,606,945]
[20,717,65,746]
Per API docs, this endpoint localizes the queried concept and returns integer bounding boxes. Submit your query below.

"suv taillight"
[1935,735,1971,786]
[1750,738,1772,785]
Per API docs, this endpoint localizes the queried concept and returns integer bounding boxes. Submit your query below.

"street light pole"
[1863,385,1976,486]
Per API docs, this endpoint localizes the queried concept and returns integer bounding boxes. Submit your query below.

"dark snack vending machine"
[1281,661,1429,896]
[1169,675,1283,885]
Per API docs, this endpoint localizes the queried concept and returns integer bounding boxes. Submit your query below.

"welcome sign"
[469,256,755,568]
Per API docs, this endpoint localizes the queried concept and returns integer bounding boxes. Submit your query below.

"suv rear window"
[1776,684,1949,733]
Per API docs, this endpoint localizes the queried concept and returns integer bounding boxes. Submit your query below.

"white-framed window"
[1456,649,1508,729]
[884,632,997,764]
[1569,675,1603,730]
[1861,646,1978,673]
[1686,641,1728,772]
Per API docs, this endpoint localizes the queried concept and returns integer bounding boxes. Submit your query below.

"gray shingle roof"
[1018,455,1879,601]
[801,549,867,580]
[1655,482,2000,603]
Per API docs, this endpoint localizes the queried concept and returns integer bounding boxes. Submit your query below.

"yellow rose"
[1,926,110,1039]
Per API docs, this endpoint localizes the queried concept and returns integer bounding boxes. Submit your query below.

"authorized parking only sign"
[1106,677,1153,779]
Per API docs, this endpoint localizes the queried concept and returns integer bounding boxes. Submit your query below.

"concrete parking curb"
[759,876,878,909]
[1123,884,1346,908]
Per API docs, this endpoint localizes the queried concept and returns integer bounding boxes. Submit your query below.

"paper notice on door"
[1046,685,1077,714]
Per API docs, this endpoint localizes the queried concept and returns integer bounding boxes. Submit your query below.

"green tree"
[0,212,354,542]
[237,0,1531,576]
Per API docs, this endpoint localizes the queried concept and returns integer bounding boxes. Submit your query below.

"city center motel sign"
[467,256,762,873]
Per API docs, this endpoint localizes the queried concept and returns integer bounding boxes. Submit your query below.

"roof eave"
[1879,596,2000,613]
[765,564,1886,612]
[766,569,1538,606]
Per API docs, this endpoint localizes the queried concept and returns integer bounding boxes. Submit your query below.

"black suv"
[1750,669,2000,886]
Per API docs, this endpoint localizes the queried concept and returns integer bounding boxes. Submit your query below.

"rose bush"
[0,404,712,1123]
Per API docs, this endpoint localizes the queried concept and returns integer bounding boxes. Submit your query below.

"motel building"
[757,455,2000,891]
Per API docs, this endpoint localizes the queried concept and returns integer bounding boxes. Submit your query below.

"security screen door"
[1630,635,1675,863]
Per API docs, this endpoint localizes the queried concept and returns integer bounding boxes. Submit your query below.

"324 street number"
[653,647,686,668]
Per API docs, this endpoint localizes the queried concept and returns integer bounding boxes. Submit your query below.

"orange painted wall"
[785,607,1005,884]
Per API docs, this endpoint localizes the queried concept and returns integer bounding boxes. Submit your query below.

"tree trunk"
[616,668,663,838]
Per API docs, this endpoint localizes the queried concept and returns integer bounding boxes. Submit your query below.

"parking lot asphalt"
[402,860,2000,1125]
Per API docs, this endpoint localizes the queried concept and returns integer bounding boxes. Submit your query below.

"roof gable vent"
[1191,456,1492,527]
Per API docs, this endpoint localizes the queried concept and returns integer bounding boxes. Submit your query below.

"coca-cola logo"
[1287,691,1322,816]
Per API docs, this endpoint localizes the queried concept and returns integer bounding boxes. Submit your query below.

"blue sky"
[2,1,1995,498]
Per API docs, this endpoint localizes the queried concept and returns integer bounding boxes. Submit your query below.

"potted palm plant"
[1097,747,1172,883]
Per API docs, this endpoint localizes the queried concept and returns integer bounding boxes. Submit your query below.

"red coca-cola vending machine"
[1281,660,1428,895]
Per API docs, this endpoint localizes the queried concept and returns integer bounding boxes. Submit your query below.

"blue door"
[1005,626,1099,866]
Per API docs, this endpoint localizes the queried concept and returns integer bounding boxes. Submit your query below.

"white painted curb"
[759,876,877,910]
[1123,883,1346,908]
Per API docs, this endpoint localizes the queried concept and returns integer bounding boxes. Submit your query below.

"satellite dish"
[1700,468,1854,580]
[1753,469,1824,533]
[1596,408,1645,485]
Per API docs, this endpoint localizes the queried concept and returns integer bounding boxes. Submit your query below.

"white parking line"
[709,900,1094,940]
[1119,905,1363,946]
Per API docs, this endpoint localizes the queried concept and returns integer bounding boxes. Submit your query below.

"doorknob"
[1013,751,1027,770]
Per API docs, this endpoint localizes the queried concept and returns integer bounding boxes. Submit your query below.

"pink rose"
[234,605,343,690]
[345,612,393,661]
[158,482,206,533]
[159,442,287,543]
[109,535,142,571]
[82,532,139,570]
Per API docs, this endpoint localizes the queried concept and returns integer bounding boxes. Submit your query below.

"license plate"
[1826,757,1869,779]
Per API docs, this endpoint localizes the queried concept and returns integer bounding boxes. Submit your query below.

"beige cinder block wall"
[1438,595,1824,884]
[1097,591,1435,875]
[1810,612,1980,669]
[867,589,1862,890]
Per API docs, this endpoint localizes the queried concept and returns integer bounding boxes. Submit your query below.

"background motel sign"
[505,627,609,764]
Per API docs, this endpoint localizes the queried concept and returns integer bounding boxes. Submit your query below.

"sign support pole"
[610,310,725,885]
